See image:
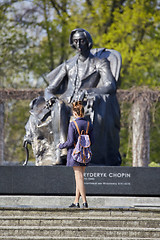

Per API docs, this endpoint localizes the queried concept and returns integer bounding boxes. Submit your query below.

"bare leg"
[74,185,81,204]
[73,166,87,203]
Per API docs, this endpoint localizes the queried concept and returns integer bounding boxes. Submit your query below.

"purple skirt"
[66,148,89,167]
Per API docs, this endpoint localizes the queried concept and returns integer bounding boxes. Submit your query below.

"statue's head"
[69,28,93,52]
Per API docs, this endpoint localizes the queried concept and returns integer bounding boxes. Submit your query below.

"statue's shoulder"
[91,48,121,60]
[91,48,122,82]
[46,55,78,83]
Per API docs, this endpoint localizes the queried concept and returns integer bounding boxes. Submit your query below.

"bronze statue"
[24,28,122,166]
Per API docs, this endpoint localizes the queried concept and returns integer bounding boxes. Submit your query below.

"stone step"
[0,237,156,240]
[0,226,160,238]
[1,196,160,209]
[0,207,159,239]
[0,216,160,228]
[0,207,160,218]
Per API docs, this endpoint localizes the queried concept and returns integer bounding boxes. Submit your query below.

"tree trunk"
[0,103,4,165]
[132,96,150,167]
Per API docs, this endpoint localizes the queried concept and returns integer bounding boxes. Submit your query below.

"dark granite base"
[0,166,159,196]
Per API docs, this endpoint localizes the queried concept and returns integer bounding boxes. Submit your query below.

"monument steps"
[0,226,160,238]
[0,207,160,239]
[0,216,160,228]
[0,238,158,240]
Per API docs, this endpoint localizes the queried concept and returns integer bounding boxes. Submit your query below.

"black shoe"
[82,202,88,208]
[69,203,80,208]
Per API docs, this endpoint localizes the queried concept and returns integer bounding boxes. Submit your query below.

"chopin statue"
[24,28,122,166]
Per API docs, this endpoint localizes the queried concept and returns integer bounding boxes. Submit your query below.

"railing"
[0,87,160,166]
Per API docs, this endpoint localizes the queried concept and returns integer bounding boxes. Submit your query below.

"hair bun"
[72,101,82,107]
[72,101,84,117]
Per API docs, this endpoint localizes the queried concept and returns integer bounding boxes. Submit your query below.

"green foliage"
[4,100,35,164]
[0,18,29,87]
[112,0,160,88]
[149,162,160,167]
[119,102,132,166]
[150,102,160,164]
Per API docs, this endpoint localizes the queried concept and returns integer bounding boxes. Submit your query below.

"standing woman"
[58,101,94,208]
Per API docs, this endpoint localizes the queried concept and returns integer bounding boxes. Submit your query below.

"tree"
[98,0,160,88]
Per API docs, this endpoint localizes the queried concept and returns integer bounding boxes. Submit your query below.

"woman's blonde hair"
[72,101,84,117]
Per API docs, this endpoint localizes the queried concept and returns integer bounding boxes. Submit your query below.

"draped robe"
[43,51,121,166]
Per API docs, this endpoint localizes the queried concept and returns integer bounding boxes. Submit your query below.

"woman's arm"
[59,122,75,149]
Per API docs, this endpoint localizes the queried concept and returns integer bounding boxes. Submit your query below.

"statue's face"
[72,31,88,54]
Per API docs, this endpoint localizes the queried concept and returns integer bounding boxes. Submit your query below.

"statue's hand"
[46,96,57,108]
[76,89,87,101]
[86,92,95,99]
[85,92,95,108]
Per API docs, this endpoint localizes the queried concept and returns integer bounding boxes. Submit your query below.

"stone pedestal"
[0,166,159,196]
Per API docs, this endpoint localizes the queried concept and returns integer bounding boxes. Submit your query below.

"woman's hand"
[57,143,61,148]
[76,89,87,101]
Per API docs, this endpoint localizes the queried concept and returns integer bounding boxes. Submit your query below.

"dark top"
[59,117,94,166]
